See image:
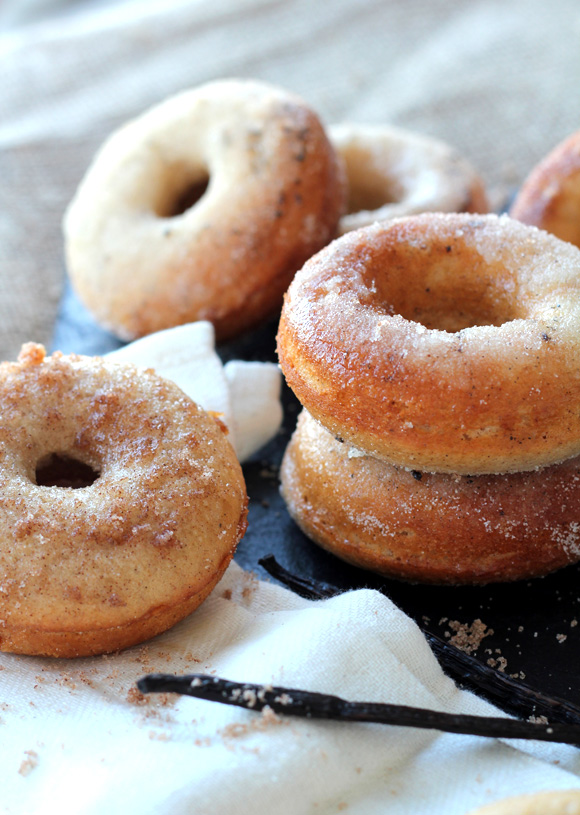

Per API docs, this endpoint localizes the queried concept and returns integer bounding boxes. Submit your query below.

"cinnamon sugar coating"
[0,344,248,657]
[277,213,580,475]
[511,129,580,249]
[281,411,580,585]
[330,123,488,236]
[64,79,346,342]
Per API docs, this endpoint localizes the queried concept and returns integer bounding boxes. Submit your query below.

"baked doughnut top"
[278,212,580,474]
[64,78,346,341]
[0,344,248,656]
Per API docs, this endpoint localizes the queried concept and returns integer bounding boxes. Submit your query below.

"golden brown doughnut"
[280,410,580,585]
[466,789,580,815]
[0,344,248,657]
[64,79,346,342]
[510,129,580,248]
[277,213,580,476]
[330,123,488,235]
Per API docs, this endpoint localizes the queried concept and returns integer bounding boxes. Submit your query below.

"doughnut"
[63,78,346,342]
[466,789,580,815]
[277,212,580,475]
[0,343,248,657]
[329,123,488,235]
[510,129,580,249]
[280,410,580,585]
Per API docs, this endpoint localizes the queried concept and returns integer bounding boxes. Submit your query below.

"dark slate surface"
[52,280,580,715]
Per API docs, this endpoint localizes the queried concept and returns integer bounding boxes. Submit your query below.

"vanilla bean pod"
[258,554,580,726]
[137,673,580,746]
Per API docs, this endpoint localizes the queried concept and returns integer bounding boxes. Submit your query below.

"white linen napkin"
[1,562,580,815]
[1,322,579,815]
[106,321,283,462]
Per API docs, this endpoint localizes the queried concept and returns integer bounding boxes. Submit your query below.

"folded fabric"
[106,321,283,462]
[1,561,579,815]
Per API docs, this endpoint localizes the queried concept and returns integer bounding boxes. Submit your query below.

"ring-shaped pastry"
[277,213,580,475]
[0,344,248,657]
[281,410,580,584]
[64,79,346,341]
[329,123,488,235]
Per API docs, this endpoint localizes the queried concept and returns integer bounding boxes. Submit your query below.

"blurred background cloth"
[1,0,579,361]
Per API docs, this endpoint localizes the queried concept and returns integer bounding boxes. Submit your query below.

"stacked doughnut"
[277,212,580,585]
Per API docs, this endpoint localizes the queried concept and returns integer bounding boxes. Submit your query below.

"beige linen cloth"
[1,0,580,360]
[2,1,580,813]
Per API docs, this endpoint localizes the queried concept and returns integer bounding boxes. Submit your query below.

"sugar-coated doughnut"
[466,789,580,815]
[277,213,580,475]
[64,79,346,342]
[281,410,580,584]
[0,344,248,658]
[329,123,488,235]
[511,129,580,248]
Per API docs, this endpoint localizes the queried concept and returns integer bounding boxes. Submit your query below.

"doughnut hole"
[364,241,519,332]
[35,452,100,489]
[152,163,211,218]
[343,150,404,213]
[538,170,580,247]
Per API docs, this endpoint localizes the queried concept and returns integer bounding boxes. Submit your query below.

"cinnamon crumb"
[218,705,286,745]
[17,343,46,366]
[126,687,149,706]
[446,619,493,653]
[148,730,171,742]
[487,656,508,672]
[18,750,39,776]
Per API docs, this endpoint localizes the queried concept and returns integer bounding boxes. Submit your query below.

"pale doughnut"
[0,344,248,658]
[466,789,580,815]
[280,410,580,585]
[511,129,580,249]
[64,79,346,342]
[329,123,488,235]
[277,213,580,475]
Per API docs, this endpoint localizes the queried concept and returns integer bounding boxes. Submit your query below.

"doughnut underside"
[2,568,227,659]
[64,79,346,342]
[277,213,580,475]
[0,346,248,657]
[510,129,580,248]
[281,411,580,585]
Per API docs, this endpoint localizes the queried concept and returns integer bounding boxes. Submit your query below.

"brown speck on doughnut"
[64,79,347,342]
[0,344,248,657]
[278,213,580,475]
